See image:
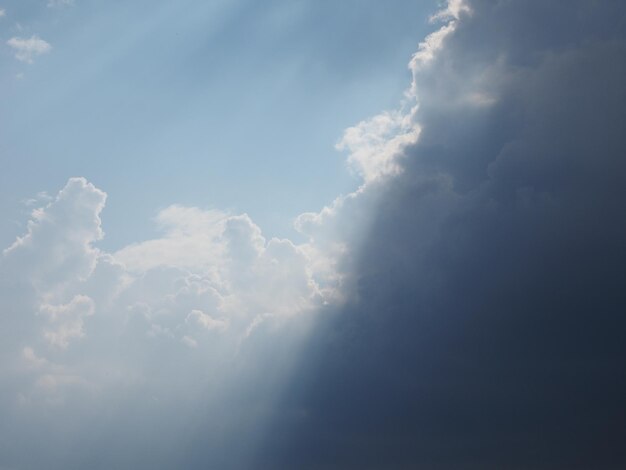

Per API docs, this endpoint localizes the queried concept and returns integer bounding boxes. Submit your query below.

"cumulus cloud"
[116,206,324,321]
[0,174,326,401]
[295,0,466,303]
[334,1,466,184]
[0,172,331,467]
[3,177,105,296]
[6,35,51,63]
[114,205,227,272]
[337,110,420,183]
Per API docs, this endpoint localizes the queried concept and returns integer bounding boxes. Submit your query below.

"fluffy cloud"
[114,205,227,272]
[0,174,328,397]
[6,35,51,63]
[295,1,466,301]
[337,110,419,183]
[0,172,332,467]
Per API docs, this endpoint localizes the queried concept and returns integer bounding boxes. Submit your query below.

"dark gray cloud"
[255,1,626,468]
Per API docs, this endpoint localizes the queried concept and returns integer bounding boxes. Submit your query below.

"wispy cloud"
[7,35,51,63]
[47,0,74,7]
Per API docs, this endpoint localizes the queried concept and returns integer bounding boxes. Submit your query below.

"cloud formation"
[0,175,331,467]
[1,175,326,356]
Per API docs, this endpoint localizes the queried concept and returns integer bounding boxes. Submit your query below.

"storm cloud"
[255,1,626,468]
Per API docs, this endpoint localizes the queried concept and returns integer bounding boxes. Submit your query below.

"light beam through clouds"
[2,0,626,468]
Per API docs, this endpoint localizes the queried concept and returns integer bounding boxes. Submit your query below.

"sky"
[0,0,437,249]
[2,1,626,469]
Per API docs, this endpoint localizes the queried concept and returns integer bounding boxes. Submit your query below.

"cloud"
[256,0,626,468]
[186,309,227,332]
[39,295,95,349]
[6,35,51,63]
[115,206,324,320]
[114,205,227,272]
[0,8,5,18]
[0,172,329,467]
[3,177,105,295]
[0,173,326,398]
[2,0,625,468]
[47,0,74,8]
[337,110,420,183]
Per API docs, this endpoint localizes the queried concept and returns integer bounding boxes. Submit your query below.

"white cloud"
[295,2,463,296]
[0,174,327,377]
[6,35,51,63]
[0,8,6,18]
[429,0,470,22]
[115,205,227,273]
[332,7,463,184]
[3,177,105,297]
[337,110,420,183]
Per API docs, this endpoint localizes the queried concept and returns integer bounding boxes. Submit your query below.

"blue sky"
[1,0,436,250]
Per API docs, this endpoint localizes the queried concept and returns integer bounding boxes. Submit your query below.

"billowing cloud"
[6,35,51,63]
[0,174,330,467]
[1,175,327,359]
[3,178,105,293]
